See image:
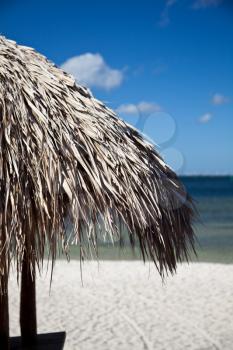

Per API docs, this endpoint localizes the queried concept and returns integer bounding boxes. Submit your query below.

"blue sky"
[1,0,232,174]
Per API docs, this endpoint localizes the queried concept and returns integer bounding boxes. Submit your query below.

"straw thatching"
[0,36,195,293]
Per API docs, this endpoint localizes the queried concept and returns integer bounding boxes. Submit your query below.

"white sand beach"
[9,261,233,350]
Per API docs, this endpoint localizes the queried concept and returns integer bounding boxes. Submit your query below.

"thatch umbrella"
[0,36,196,349]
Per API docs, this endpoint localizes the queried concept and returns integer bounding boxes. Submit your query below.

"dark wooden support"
[20,252,37,346]
[0,209,10,350]
[0,275,9,350]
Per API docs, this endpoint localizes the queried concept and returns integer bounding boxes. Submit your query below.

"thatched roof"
[0,36,195,290]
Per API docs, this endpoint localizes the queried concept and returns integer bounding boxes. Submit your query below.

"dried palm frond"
[0,36,196,292]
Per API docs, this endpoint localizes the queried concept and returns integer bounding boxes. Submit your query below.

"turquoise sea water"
[182,176,233,263]
[68,176,233,263]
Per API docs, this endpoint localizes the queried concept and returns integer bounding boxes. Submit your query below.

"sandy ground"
[9,261,233,350]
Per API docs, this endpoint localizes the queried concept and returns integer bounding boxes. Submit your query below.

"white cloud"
[117,102,162,115]
[212,93,229,105]
[192,0,222,9]
[61,53,123,90]
[158,0,177,27]
[199,112,213,123]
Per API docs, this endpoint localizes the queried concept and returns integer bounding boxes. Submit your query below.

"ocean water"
[68,176,233,263]
[182,176,233,263]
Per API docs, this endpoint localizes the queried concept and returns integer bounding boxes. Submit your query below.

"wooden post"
[20,250,37,345]
[0,209,10,350]
[0,274,9,350]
